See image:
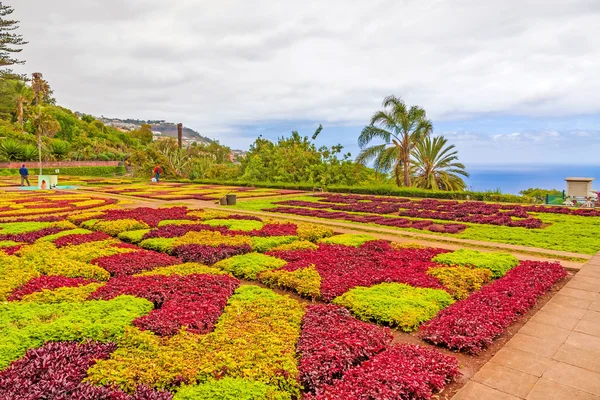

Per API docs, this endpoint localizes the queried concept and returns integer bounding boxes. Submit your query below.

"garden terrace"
[80,182,304,201]
[0,197,575,399]
[232,193,600,255]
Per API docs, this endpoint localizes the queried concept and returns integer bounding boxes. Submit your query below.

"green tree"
[130,123,153,145]
[30,106,60,174]
[0,2,27,68]
[10,79,33,125]
[410,136,469,191]
[357,95,432,187]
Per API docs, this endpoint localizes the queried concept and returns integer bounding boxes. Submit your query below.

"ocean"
[465,165,600,195]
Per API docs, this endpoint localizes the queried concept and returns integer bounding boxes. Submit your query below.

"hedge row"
[0,166,126,177]
[177,179,527,203]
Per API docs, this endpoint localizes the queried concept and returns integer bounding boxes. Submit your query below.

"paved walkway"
[453,254,600,400]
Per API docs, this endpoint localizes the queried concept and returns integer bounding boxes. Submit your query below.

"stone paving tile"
[490,347,552,377]
[529,310,581,330]
[543,360,600,396]
[575,319,600,337]
[542,302,588,319]
[506,333,564,358]
[591,300,600,312]
[472,362,538,398]
[583,310,600,323]
[578,269,600,280]
[566,280,600,293]
[559,287,599,301]
[519,320,572,342]
[549,294,593,310]
[566,331,600,353]
[554,343,600,373]
[526,378,600,400]
[453,381,521,400]
[572,275,600,283]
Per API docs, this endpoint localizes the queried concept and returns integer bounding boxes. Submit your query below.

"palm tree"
[411,136,469,191]
[30,106,60,174]
[11,80,33,125]
[357,95,432,187]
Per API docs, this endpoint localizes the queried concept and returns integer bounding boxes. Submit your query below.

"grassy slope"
[231,196,600,255]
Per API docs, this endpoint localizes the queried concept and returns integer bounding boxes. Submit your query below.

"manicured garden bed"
[0,200,568,399]
[232,194,600,254]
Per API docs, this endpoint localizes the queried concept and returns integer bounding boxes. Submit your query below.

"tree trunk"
[17,99,23,126]
[403,152,411,187]
[38,132,42,176]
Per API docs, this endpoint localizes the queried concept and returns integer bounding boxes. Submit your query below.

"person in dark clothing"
[153,164,163,182]
[19,164,30,187]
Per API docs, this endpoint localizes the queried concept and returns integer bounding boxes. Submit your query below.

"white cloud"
[9,0,600,143]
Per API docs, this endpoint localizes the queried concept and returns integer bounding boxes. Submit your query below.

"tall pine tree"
[1,2,27,68]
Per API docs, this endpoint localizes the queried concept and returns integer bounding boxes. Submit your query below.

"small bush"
[174,378,290,400]
[252,236,298,253]
[390,242,427,249]
[139,238,177,253]
[296,223,333,242]
[259,265,321,299]
[118,229,152,244]
[333,283,454,332]
[172,231,252,248]
[19,283,104,304]
[433,249,519,278]
[427,266,492,300]
[135,263,229,277]
[92,219,151,236]
[318,234,377,247]
[269,240,318,252]
[215,253,287,280]
[204,219,264,232]
[37,228,92,242]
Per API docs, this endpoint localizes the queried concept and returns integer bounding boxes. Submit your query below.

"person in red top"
[153,164,163,182]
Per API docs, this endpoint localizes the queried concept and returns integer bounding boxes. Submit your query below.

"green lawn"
[231,196,600,255]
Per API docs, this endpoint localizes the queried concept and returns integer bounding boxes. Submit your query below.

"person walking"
[153,164,163,182]
[19,164,30,187]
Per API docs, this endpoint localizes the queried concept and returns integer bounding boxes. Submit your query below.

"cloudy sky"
[10,0,600,165]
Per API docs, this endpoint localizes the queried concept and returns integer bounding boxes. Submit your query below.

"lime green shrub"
[175,378,290,400]
[270,240,318,252]
[173,231,253,248]
[187,210,231,221]
[92,219,150,236]
[80,219,101,229]
[259,265,321,299]
[296,223,333,242]
[118,229,151,243]
[427,266,492,300]
[215,253,287,280]
[157,220,198,227]
[37,228,92,242]
[0,240,20,247]
[252,236,298,253]
[19,283,104,304]
[0,295,152,370]
[67,211,105,224]
[319,234,377,247]
[433,249,519,278]
[139,237,178,253]
[0,253,39,301]
[204,219,264,232]
[333,283,454,332]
